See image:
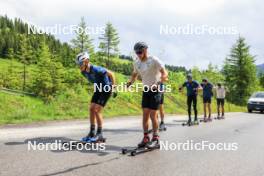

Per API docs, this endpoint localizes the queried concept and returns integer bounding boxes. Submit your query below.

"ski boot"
[138,134,150,148]
[81,131,95,142]
[148,134,160,148]
[90,133,106,143]
[207,115,212,122]
[193,119,199,125]
[159,122,167,131]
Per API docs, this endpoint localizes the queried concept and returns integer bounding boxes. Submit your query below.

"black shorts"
[142,90,162,110]
[203,97,212,104]
[217,98,225,106]
[91,91,111,107]
[160,93,164,105]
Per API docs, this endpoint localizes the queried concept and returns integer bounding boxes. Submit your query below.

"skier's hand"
[112,92,118,98]
[179,87,183,92]
[112,85,117,98]
[126,81,132,88]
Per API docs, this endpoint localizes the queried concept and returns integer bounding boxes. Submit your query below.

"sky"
[0,0,263,69]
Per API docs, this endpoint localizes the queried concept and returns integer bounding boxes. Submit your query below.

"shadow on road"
[39,156,121,176]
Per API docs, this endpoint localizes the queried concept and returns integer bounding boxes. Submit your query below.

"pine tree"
[33,40,64,102]
[33,40,53,102]
[99,22,120,66]
[17,34,33,91]
[18,35,28,91]
[71,17,94,55]
[223,36,258,105]
[7,48,14,59]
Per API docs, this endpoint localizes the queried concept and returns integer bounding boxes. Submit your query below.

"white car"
[247,92,264,113]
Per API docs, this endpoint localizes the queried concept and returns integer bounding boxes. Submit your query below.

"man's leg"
[203,102,207,118]
[90,91,111,141]
[150,109,159,134]
[221,99,225,117]
[159,104,166,130]
[81,103,97,141]
[159,104,165,123]
[137,108,151,147]
[217,99,221,118]
[187,96,192,123]
[89,103,97,136]
[193,96,198,121]
[143,108,151,133]
[208,103,212,119]
[94,104,104,134]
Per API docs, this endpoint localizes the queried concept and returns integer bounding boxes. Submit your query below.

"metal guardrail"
[0,87,36,96]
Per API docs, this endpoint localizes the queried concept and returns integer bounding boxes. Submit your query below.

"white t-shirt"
[133,56,165,86]
[216,86,226,99]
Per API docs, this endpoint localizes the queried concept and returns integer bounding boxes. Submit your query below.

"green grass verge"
[0,58,245,125]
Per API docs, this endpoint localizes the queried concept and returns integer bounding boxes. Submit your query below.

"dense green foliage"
[0,15,75,67]
[0,15,257,124]
[99,22,120,66]
[71,17,94,55]
[223,37,259,105]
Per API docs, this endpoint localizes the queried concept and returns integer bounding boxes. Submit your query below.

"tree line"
[0,15,263,105]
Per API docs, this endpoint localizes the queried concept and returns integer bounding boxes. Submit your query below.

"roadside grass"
[0,58,246,125]
[0,90,245,125]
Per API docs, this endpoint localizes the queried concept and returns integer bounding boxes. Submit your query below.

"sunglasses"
[135,50,144,55]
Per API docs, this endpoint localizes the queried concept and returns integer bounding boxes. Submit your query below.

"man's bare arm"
[160,68,168,83]
[127,71,138,87]
[107,70,116,86]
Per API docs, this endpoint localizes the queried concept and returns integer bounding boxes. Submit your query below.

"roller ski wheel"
[122,148,128,154]
[159,123,167,131]
[207,118,212,122]
[130,141,160,156]
[200,118,208,123]
[193,120,199,125]
[182,119,193,126]
[131,150,136,156]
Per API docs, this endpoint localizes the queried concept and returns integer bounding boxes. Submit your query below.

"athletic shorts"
[142,90,162,110]
[217,98,225,106]
[203,97,212,104]
[160,93,164,105]
[91,91,112,107]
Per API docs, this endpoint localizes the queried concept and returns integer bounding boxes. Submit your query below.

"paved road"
[0,112,264,176]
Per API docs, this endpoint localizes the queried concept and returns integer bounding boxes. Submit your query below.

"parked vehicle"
[247,92,264,113]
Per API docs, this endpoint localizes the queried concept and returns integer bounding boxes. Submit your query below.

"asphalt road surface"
[1,112,264,176]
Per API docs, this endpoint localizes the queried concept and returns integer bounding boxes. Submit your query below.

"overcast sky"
[0,0,263,69]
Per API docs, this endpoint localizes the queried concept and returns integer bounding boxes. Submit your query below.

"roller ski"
[182,119,192,126]
[215,114,225,120]
[182,119,199,126]
[159,122,167,131]
[121,135,160,156]
[200,117,212,123]
[63,133,106,149]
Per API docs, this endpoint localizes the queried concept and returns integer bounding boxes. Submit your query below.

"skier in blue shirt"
[76,52,116,142]
[179,74,200,125]
[200,78,214,122]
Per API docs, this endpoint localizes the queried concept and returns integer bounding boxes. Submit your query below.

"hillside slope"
[0,59,245,125]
